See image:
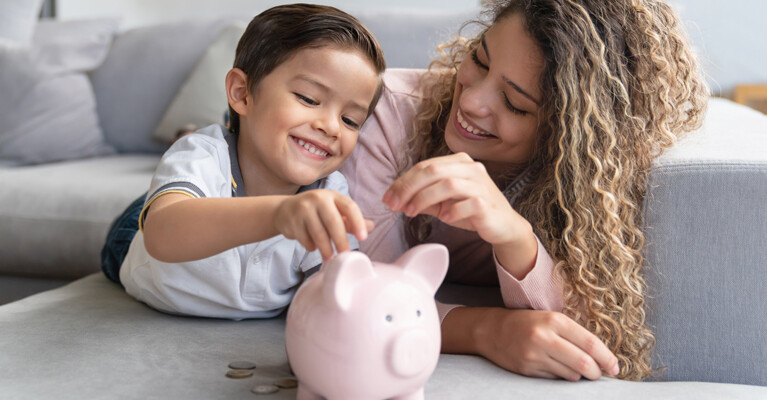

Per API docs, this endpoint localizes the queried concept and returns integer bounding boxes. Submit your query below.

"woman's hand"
[382,152,537,278]
[443,307,620,381]
[274,190,374,260]
[383,153,521,243]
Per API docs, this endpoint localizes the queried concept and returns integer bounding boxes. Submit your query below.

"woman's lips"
[454,110,496,140]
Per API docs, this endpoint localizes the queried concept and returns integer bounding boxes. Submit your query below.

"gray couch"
[1,10,766,399]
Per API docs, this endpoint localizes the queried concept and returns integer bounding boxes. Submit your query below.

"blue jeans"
[100,193,146,285]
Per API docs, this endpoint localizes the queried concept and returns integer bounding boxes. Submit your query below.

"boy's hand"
[274,190,374,260]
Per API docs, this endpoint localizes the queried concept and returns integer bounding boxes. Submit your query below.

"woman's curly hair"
[409,0,709,380]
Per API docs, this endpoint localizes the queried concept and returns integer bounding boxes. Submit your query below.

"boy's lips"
[290,135,332,158]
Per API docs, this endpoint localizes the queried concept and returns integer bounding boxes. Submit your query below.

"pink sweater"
[340,69,563,320]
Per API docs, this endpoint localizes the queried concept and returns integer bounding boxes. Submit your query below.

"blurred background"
[37,0,767,112]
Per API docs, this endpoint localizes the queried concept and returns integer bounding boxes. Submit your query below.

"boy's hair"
[229,3,386,134]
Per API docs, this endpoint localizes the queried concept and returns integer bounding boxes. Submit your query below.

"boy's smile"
[233,46,379,196]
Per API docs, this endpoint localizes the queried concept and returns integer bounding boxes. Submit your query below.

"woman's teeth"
[457,111,494,137]
[297,138,328,157]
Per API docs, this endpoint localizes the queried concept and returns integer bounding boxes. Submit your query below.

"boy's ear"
[226,68,249,116]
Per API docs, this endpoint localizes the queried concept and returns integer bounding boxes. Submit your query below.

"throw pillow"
[0,19,118,166]
[153,23,246,143]
[0,0,44,46]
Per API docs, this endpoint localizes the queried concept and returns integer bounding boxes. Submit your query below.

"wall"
[56,0,767,95]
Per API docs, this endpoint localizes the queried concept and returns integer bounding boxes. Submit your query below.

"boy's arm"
[142,193,290,263]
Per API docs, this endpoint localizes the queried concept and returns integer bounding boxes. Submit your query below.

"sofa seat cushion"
[0,274,765,399]
[0,154,159,279]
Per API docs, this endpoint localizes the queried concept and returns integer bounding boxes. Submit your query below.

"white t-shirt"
[120,124,355,319]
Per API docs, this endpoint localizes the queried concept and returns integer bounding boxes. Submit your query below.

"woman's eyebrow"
[481,37,541,106]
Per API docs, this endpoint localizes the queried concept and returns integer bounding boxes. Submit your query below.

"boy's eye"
[294,93,318,106]
[341,116,361,131]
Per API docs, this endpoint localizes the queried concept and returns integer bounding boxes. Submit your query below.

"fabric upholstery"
[0,155,160,278]
[0,274,764,399]
[90,18,242,153]
[0,19,118,166]
[644,98,767,385]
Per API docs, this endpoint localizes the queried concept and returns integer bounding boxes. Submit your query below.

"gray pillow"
[0,19,118,166]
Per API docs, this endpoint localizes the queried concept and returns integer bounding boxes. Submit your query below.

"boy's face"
[237,46,379,190]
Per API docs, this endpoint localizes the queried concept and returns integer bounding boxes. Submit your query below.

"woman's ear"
[226,68,249,116]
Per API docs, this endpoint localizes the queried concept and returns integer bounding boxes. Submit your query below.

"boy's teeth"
[296,138,328,156]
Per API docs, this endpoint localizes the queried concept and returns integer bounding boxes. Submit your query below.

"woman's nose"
[459,77,493,120]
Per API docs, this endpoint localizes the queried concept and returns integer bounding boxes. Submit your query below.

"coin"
[251,384,280,394]
[226,369,254,379]
[274,378,298,388]
[228,361,257,370]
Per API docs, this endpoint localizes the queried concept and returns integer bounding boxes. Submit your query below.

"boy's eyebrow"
[294,75,368,113]
[481,37,541,106]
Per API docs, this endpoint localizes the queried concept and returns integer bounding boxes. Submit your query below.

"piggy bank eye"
[416,310,422,317]
[386,315,393,322]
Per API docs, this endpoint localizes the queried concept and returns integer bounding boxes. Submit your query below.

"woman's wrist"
[441,306,497,356]
[492,220,538,280]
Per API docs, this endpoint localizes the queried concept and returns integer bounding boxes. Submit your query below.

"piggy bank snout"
[388,329,434,377]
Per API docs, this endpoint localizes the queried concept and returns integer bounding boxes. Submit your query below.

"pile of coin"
[225,361,299,396]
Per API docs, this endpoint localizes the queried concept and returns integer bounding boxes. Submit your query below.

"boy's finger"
[334,196,368,241]
[304,215,333,260]
[317,205,349,254]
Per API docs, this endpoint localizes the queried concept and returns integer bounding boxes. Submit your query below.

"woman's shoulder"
[381,68,427,97]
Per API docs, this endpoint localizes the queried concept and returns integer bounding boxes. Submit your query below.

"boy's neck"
[236,140,301,197]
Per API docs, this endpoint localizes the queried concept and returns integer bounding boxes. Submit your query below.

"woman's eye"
[295,93,318,106]
[471,48,488,71]
[503,93,528,116]
[342,116,361,130]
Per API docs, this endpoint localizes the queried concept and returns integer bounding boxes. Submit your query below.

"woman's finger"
[554,316,620,376]
[541,357,583,382]
[383,153,480,211]
[546,334,603,380]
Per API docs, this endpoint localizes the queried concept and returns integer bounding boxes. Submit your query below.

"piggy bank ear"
[323,251,376,311]
[396,244,449,295]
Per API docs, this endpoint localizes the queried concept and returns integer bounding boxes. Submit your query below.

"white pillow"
[0,19,118,166]
[153,23,246,143]
[0,0,44,46]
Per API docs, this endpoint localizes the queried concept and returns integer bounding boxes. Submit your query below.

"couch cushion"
[91,18,243,153]
[0,274,765,399]
[644,98,767,385]
[0,19,118,166]
[0,155,159,279]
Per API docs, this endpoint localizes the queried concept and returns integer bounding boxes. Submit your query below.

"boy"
[116,4,386,319]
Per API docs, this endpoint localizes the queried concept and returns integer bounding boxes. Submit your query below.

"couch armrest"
[644,98,767,385]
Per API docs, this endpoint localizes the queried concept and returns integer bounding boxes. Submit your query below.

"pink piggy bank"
[285,244,449,400]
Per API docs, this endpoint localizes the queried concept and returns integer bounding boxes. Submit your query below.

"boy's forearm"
[143,196,289,262]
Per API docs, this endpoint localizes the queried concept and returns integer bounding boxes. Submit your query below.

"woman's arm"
[441,306,620,381]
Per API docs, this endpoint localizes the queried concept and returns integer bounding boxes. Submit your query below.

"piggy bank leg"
[296,384,324,400]
[392,387,425,400]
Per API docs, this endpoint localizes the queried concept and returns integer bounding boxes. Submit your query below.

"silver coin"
[274,378,298,388]
[226,369,254,379]
[251,384,280,394]
[228,361,257,370]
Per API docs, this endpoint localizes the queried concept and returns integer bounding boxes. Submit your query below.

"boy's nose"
[311,112,340,138]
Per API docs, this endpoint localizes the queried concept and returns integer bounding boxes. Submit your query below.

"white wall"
[56,0,766,95]
[671,0,767,95]
[57,0,480,30]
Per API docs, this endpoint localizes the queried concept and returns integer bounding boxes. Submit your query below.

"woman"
[340,0,708,381]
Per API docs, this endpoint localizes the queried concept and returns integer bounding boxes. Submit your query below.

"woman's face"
[444,13,543,173]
